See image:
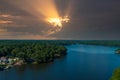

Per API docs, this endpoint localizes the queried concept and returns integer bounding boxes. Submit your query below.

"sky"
[0,0,120,40]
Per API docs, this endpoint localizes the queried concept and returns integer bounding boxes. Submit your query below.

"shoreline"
[0,53,67,71]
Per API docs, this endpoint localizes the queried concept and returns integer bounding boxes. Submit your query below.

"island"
[0,40,67,70]
[115,49,120,54]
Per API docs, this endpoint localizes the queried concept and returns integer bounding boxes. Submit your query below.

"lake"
[0,44,120,80]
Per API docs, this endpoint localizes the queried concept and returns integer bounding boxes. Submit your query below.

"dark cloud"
[51,0,120,40]
[0,0,120,39]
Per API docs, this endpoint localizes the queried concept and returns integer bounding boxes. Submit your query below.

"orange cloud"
[0,20,13,24]
[0,13,22,19]
[0,14,12,17]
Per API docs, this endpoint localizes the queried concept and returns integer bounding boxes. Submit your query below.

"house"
[0,57,20,65]
[0,57,9,64]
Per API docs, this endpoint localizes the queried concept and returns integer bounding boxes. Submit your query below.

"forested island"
[0,40,67,70]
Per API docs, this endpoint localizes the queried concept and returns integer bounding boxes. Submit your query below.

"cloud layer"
[0,0,120,40]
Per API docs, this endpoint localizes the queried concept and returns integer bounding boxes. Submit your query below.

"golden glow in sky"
[9,0,70,35]
[47,16,70,27]
[47,18,62,27]
[45,16,70,35]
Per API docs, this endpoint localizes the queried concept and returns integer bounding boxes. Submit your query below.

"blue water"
[0,44,120,80]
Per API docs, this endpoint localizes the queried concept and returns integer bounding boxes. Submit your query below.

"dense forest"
[0,40,68,63]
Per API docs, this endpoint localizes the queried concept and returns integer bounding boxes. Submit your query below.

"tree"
[110,68,120,80]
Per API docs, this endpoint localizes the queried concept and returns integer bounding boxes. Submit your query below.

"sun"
[47,18,62,27]
[47,16,70,27]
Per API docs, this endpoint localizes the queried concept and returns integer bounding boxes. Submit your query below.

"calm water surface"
[0,44,120,80]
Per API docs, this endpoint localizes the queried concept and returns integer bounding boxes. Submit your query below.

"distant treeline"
[0,40,120,46]
[76,40,120,47]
